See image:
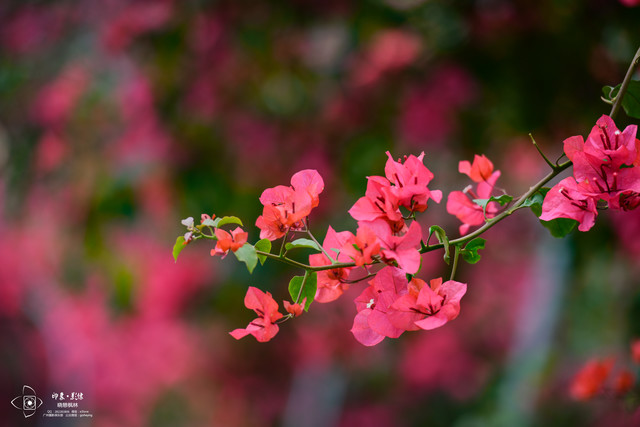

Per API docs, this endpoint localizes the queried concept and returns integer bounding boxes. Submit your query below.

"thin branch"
[610,46,640,120]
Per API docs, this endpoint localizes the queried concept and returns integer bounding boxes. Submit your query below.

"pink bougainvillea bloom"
[290,169,325,208]
[284,298,306,317]
[458,154,494,183]
[349,176,403,227]
[369,220,422,274]
[230,287,283,342]
[539,177,599,232]
[309,226,354,303]
[569,358,614,401]
[255,170,324,241]
[341,224,381,267]
[447,158,501,235]
[351,267,409,345]
[256,186,312,240]
[211,227,248,257]
[384,151,443,212]
[583,115,638,169]
[388,277,467,331]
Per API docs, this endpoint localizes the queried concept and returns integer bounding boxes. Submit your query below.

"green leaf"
[428,225,450,264]
[233,243,258,273]
[522,187,550,217]
[461,238,486,264]
[213,216,244,228]
[540,217,578,238]
[622,80,640,119]
[288,272,317,311]
[473,194,513,209]
[254,238,272,265]
[172,236,186,262]
[602,80,640,119]
[202,218,216,227]
[285,238,322,252]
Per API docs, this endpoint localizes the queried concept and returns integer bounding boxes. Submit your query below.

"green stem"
[255,250,356,271]
[421,159,573,253]
[449,246,460,281]
[529,133,556,170]
[610,46,640,120]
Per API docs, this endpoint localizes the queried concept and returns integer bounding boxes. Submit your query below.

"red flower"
[447,156,501,235]
[309,226,355,303]
[284,298,306,317]
[458,154,494,183]
[351,267,409,346]
[389,277,467,331]
[384,151,442,212]
[211,227,248,258]
[569,358,614,401]
[340,225,381,267]
[612,370,635,396]
[539,177,598,231]
[229,287,284,342]
[369,220,423,275]
[255,169,324,241]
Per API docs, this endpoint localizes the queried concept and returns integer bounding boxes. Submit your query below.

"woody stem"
[610,46,640,120]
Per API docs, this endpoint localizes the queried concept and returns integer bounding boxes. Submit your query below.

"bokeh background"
[2,0,640,426]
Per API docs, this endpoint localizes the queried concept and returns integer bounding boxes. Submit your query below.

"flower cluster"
[255,170,324,241]
[351,267,466,346]
[541,115,640,231]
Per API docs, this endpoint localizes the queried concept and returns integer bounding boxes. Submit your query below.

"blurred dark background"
[1,0,640,426]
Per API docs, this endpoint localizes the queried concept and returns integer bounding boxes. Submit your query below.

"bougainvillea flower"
[388,277,467,331]
[351,267,409,345]
[569,358,614,401]
[284,298,306,317]
[310,227,354,303]
[230,287,284,342]
[340,224,381,267]
[583,115,638,169]
[447,161,501,235]
[256,186,312,241]
[369,220,422,274]
[349,176,404,227]
[458,154,494,183]
[384,151,443,212]
[290,169,324,208]
[211,226,248,257]
[539,177,599,232]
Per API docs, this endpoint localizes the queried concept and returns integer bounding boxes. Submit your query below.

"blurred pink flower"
[569,358,614,401]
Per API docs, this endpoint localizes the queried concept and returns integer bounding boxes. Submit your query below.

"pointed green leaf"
[461,238,486,264]
[172,236,186,262]
[288,272,317,311]
[254,238,272,265]
[214,216,244,228]
[428,225,450,264]
[285,238,322,252]
[540,217,578,238]
[234,243,258,273]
